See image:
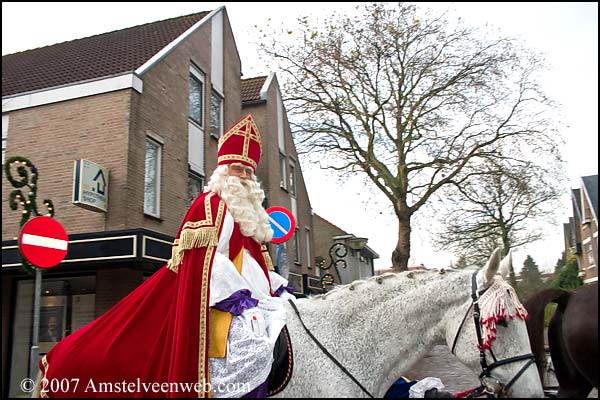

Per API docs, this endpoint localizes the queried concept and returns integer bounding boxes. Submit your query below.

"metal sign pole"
[30,267,41,380]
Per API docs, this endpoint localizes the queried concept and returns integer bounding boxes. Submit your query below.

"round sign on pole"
[266,206,296,244]
[18,216,69,268]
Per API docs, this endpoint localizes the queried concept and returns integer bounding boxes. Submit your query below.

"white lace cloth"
[208,210,293,397]
[209,297,287,397]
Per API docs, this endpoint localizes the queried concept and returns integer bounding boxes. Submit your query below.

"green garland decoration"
[3,156,55,274]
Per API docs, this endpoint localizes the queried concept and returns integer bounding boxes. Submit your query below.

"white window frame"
[305,227,312,269]
[293,229,301,264]
[188,168,205,207]
[2,114,8,165]
[189,65,205,128]
[279,152,287,190]
[586,242,595,266]
[277,89,285,152]
[144,135,163,218]
[210,89,224,138]
[289,159,297,197]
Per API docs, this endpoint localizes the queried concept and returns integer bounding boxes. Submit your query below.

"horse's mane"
[311,268,462,300]
[308,269,526,350]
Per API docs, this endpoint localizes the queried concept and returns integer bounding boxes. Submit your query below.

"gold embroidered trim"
[218,116,262,154]
[198,193,225,396]
[198,245,214,397]
[217,154,257,170]
[167,194,224,273]
[261,245,274,271]
[182,192,216,229]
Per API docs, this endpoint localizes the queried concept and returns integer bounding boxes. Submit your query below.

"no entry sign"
[266,207,296,244]
[18,216,69,268]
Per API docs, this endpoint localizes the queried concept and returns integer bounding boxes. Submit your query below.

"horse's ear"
[477,247,502,288]
[498,250,512,279]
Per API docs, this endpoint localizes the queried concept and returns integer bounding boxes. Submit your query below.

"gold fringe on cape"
[167,227,219,273]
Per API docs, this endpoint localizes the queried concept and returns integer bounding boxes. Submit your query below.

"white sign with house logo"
[73,159,109,212]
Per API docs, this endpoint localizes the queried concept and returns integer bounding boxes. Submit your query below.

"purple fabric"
[274,285,294,297]
[242,381,268,398]
[213,289,258,316]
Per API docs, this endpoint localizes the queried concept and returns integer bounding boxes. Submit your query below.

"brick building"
[563,175,598,284]
[1,8,316,396]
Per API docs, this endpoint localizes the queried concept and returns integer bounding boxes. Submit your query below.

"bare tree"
[433,160,564,267]
[260,3,561,270]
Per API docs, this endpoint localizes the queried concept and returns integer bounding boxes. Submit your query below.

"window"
[9,276,95,397]
[2,114,7,165]
[586,242,595,266]
[279,153,287,190]
[210,90,224,138]
[144,137,162,217]
[289,160,297,197]
[188,170,204,207]
[293,229,301,264]
[189,66,204,127]
[305,228,312,269]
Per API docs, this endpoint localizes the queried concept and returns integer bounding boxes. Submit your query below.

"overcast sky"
[3,2,598,272]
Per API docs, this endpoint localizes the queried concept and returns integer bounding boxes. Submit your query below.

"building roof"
[314,214,379,258]
[582,175,598,222]
[2,11,209,97]
[241,76,267,103]
[314,213,349,235]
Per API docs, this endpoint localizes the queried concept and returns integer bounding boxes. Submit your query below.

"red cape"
[38,192,271,398]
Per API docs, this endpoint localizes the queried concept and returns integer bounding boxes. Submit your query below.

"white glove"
[409,377,445,398]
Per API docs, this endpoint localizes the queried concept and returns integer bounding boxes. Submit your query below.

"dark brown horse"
[524,283,598,398]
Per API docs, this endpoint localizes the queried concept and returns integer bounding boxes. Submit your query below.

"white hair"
[206,164,273,243]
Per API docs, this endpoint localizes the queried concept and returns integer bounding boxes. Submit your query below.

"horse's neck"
[297,272,470,394]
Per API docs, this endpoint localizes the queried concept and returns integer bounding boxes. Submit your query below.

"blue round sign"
[266,207,296,244]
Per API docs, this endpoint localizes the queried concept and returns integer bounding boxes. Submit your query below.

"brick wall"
[2,91,132,241]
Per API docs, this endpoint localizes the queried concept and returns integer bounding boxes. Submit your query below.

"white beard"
[207,166,273,244]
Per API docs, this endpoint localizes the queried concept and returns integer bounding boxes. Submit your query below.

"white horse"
[275,248,543,398]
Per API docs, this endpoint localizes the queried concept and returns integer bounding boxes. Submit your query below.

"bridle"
[450,272,536,397]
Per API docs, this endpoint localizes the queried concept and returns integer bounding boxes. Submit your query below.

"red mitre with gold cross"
[217,114,262,171]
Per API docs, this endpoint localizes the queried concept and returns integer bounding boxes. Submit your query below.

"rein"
[451,272,535,397]
[287,299,375,398]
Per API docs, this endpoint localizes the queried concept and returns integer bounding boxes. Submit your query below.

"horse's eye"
[498,319,508,328]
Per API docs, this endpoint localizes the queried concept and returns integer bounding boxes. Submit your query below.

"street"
[403,345,479,395]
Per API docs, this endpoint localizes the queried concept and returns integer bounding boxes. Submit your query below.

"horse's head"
[446,248,544,398]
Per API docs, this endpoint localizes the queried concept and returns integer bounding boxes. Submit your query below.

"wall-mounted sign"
[73,159,109,212]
